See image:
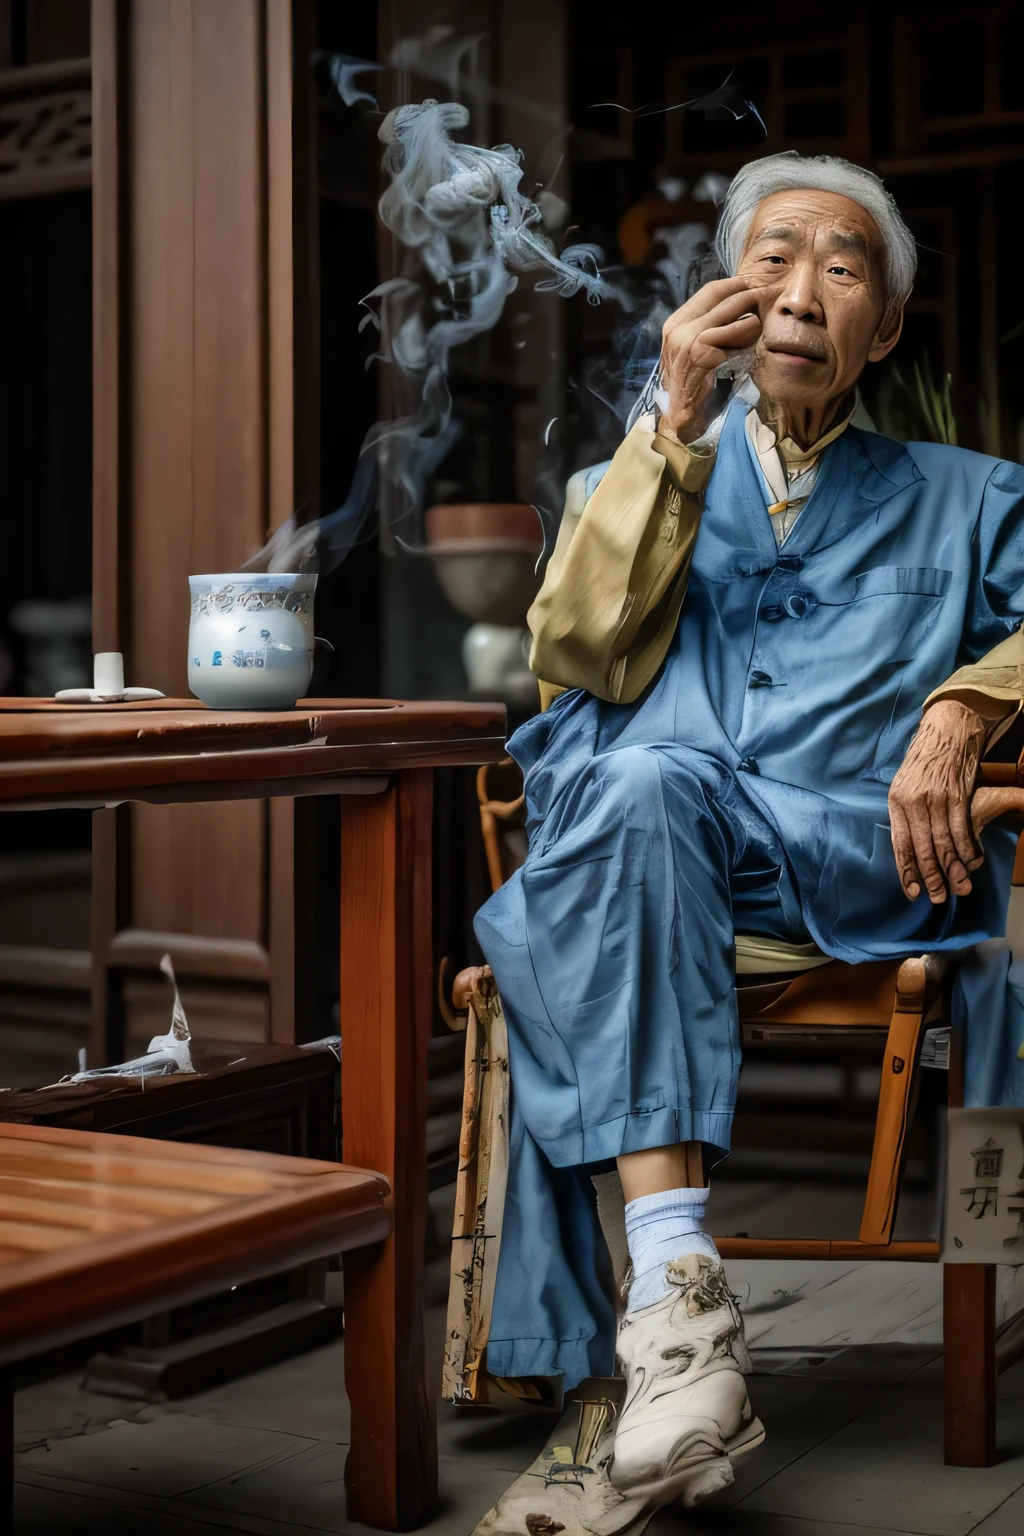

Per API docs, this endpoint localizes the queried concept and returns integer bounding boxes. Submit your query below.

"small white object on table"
[54,651,165,704]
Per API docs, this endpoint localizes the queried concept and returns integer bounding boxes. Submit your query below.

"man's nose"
[772,262,824,324]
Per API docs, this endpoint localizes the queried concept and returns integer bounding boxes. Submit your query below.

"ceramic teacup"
[188,574,316,710]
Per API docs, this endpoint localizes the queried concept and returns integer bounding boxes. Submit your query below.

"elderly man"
[473,151,1024,1513]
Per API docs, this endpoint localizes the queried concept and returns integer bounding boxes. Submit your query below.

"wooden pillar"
[944,1263,997,1467]
[89,0,318,1060]
[340,771,437,1529]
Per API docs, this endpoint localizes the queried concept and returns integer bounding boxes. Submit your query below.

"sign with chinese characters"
[945,1109,1024,1263]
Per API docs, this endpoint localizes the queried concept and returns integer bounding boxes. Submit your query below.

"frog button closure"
[782,591,815,619]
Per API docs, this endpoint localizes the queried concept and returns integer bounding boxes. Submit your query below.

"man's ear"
[868,302,905,364]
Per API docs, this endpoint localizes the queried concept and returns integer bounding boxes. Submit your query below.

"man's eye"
[829,265,853,276]
[763,255,785,264]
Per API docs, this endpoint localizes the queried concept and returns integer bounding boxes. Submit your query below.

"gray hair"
[713,152,917,318]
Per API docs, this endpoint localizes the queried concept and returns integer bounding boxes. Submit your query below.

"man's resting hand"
[889,698,987,903]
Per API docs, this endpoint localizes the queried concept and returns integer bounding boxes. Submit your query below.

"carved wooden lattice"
[0,80,91,201]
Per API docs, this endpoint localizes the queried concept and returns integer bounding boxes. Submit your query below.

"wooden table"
[0,1122,390,1526]
[0,697,507,1531]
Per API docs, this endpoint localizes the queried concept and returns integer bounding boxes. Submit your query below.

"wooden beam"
[0,56,90,91]
[715,1238,940,1261]
[879,146,1024,175]
[265,0,294,537]
[89,1,122,656]
[0,946,90,990]
[105,930,271,981]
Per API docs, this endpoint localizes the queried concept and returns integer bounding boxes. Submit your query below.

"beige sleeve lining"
[529,424,713,704]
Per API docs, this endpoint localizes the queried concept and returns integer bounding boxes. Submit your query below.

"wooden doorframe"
[89,0,319,1062]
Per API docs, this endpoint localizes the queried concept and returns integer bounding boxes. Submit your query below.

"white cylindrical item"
[94,652,125,694]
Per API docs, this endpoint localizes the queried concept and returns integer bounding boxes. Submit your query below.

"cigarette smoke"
[248,97,617,573]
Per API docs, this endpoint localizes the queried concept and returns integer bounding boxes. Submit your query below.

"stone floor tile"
[970,1484,1024,1533]
[853,1348,1024,1405]
[187,1438,514,1535]
[699,1376,883,1507]
[13,1481,248,1535]
[15,1415,312,1500]
[145,1341,350,1445]
[436,1399,560,1473]
[433,1455,549,1536]
[751,1345,941,1385]
[14,1372,146,1452]
[653,1509,916,1535]
[182,1440,347,1530]
[739,1387,1024,1535]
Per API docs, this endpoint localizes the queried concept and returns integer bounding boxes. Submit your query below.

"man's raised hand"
[888,698,987,904]
[658,277,763,444]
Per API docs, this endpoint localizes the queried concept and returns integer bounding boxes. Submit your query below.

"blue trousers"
[474,744,810,1388]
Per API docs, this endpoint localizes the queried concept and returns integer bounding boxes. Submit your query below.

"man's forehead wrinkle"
[751,219,873,257]
[752,224,800,246]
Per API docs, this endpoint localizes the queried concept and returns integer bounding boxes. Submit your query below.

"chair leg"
[858,959,927,1246]
[944,1263,997,1467]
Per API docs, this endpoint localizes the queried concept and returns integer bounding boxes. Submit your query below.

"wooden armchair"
[445,754,1024,1467]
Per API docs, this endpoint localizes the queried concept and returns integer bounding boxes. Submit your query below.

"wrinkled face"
[735,188,902,421]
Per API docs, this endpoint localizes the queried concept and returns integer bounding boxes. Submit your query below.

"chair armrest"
[970,784,1024,838]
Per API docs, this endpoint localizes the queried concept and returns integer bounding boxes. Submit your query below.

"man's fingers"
[663,290,762,354]
[905,802,950,904]
[670,289,764,343]
[663,276,751,326]
[947,793,983,872]
[680,316,762,379]
[889,801,922,899]
[928,804,973,896]
[697,313,762,356]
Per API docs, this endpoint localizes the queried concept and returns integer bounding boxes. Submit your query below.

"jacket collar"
[712,399,923,569]
[808,419,925,557]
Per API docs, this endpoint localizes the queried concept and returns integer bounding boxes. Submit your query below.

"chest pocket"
[847,568,953,785]
[851,566,952,601]
[824,564,954,661]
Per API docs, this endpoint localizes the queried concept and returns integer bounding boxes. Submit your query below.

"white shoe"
[608,1253,765,1508]
[472,1383,658,1536]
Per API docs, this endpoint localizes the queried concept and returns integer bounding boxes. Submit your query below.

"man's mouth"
[767,342,827,364]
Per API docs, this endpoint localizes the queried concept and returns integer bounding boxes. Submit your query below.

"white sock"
[624,1187,719,1312]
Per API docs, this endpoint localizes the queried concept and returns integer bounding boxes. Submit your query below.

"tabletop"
[0,1122,389,1365]
[0,697,507,808]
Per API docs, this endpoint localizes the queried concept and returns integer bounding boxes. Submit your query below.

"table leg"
[944,1263,997,1466]
[340,770,437,1530]
[1,1366,12,1536]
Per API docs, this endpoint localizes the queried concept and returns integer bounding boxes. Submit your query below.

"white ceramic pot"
[188,574,316,710]
[462,623,536,703]
[424,505,543,627]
